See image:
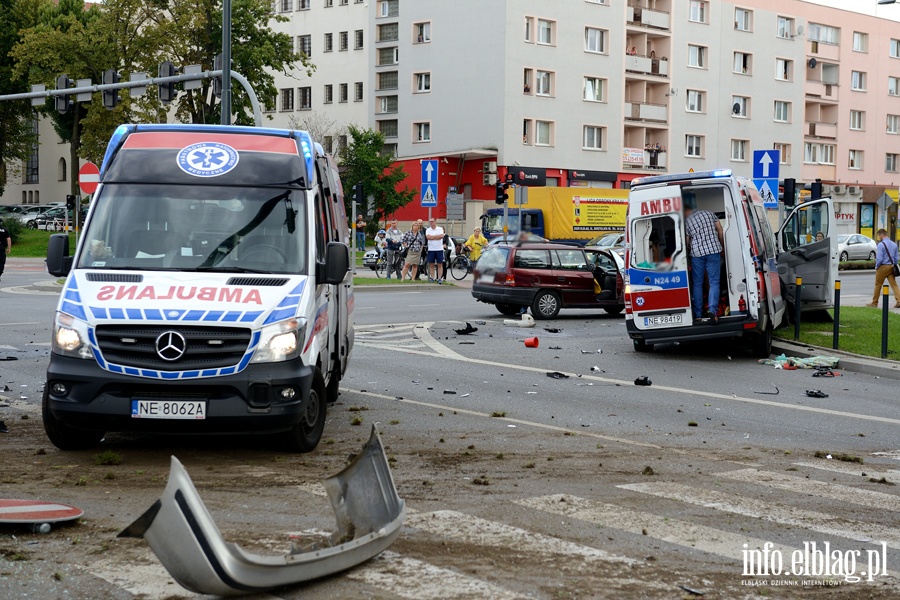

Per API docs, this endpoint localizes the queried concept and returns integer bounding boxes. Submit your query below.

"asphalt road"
[1,263,900,599]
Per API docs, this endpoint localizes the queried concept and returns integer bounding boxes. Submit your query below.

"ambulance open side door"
[776,197,837,311]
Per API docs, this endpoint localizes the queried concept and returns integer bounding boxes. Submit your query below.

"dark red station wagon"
[471,243,625,319]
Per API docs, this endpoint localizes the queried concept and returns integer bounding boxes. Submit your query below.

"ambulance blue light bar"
[632,169,733,187]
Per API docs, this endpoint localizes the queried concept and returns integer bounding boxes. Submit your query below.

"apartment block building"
[4,0,899,237]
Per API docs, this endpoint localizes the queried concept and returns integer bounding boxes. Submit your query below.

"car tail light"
[505,273,515,285]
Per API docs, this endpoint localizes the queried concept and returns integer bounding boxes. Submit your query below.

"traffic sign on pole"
[421,159,438,207]
[79,162,100,195]
[752,149,780,180]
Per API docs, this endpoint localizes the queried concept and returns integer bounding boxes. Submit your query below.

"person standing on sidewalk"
[684,204,724,322]
[0,221,10,281]
[400,221,425,281]
[424,218,445,283]
[355,215,366,251]
[867,229,900,308]
[384,219,403,279]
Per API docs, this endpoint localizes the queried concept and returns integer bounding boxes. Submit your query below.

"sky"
[806,0,900,21]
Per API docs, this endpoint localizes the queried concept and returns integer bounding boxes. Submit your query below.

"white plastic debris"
[826,454,833,460]
[507,425,516,428]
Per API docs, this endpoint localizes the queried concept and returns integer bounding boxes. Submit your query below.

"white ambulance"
[624,170,836,356]
[44,124,354,452]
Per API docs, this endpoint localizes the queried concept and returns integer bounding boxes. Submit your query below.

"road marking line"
[0,322,40,327]
[620,481,900,549]
[0,285,60,296]
[516,494,796,562]
[358,330,418,340]
[358,342,427,350]
[406,510,636,565]
[717,469,900,512]
[792,461,900,481]
[346,551,530,600]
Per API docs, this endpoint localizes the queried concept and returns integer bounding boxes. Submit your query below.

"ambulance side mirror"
[47,234,73,277]
[321,242,350,285]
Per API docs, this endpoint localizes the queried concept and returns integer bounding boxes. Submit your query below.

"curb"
[772,338,900,380]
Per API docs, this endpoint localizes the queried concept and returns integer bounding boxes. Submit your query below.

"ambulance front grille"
[94,325,252,371]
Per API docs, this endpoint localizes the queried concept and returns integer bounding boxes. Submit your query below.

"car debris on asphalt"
[634,376,652,386]
[806,390,829,398]
[546,371,570,379]
[454,322,478,335]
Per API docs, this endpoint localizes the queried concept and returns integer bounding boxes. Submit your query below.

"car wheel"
[633,339,653,353]
[42,387,105,451]
[603,305,624,315]
[531,290,560,319]
[749,323,773,358]
[27,220,37,229]
[839,251,848,262]
[496,303,522,316]
[868,251,876,261]
[278,370,327,452]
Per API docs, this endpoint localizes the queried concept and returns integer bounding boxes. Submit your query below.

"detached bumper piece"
[119,425,405,596]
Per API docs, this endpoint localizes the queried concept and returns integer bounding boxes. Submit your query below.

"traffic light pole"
[0,70,262,126]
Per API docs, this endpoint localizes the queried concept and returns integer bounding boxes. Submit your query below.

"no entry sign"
[78,162,100,195]
[0,499,83,524]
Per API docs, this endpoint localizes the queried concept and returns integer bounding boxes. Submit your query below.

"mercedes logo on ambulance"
[155,331,187,361]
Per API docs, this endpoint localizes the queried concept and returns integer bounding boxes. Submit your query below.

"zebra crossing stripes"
[355,323,426,351]
[619,481,900,550]
[792,460,900,481]
[717,468,900,512]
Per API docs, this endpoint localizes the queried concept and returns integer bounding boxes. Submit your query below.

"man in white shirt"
[424,217,445,283]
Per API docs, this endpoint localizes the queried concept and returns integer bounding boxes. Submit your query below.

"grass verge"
[784,306,900,359]
[9,229,77,257]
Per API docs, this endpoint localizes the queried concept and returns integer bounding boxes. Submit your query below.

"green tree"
[0,0,45,196]
[339,126,415,233]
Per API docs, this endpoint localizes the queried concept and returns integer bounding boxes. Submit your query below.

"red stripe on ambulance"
[122,132,299,154]
[630,288,691,312]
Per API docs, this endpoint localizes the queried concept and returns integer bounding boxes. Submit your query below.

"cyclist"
[464,227,488,263]
[375,229,387,260]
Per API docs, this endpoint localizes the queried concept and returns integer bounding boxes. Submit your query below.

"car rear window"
[514,249,551,269]
[478,246,509,271]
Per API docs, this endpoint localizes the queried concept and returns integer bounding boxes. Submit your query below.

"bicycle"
[374,248,403,279]
[449,246,475,280]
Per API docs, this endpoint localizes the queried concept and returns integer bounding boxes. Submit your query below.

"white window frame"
[891,39,900,59]
[851,71,866,91]
[686,89,705,113]
[804,143,817,164]
[734,8,752,32]
[890,77,900,97]
[774,100,790,122]
[688,45,706,68]
[689,1,707,24]
[733,52,751,75]
[848,149,863,170]
[887,153,898,173]
[821,144,835,165]
[850,110,864,131]
[582,125,604,150]
[777,16,794,39]
[853,32,868,53]
[685,134,703,158]
[731,139,748,161]
[414,22,431,44]
[584,27,606,53]
[732,95,749,118]
[413,122,431,143]
[414,72,431,93]
[537,19,554,45]
[525,16,534,43]
[535,70,553,96]
[775,58,792,82]
[887,114,900,134]
[583,76,605,102]
[535,120,553,146]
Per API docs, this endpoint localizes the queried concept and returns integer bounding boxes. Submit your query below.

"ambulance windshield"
[78,184,308,274]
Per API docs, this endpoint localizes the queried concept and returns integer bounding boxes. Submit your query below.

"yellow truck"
[481,187,629,244]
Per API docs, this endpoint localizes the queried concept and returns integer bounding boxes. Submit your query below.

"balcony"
[627,4,670,31]
[625,101,667,123]
[806,79,839,102]
[805,121,837,139]
[625,55,669,77]
[808,40,840,61]
[622,147,668,170]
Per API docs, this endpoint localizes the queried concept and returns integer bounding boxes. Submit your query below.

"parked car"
[13,205,52,225]
[585,232,626,259]
[28,206,89,230]
[836,234,877,262]
[471,243,624,319]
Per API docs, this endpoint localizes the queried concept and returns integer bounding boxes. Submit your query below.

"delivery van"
[44,124,354,452]
[624,170,835,356]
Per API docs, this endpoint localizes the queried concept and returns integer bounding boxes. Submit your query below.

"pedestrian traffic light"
[102,69,120,109]
[783,178,796,208]
[158,61,176,103]
[213,54,223,98]
[55,74,71,114]
[495,182,510,204]
[66,195,76,210]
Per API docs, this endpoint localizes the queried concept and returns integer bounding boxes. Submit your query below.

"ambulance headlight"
[52,313,93,359]
[252,318,307,363]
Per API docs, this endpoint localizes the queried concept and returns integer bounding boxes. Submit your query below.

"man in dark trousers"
[684,204,724,323]
[0,221,11,281]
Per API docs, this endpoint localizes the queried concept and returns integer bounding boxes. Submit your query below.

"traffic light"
[65,195,76,210]
[102,69,120,109]
[783,178,796,208]
[353,182,364,204]
[495,182,510,204]
[55,74,71,114]
[158,61,176,103]
[810,179,822,200]
[213,54,223,98]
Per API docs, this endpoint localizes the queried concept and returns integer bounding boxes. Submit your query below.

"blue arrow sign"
[753,150,780,180]
[753,178,779,208]
[421,160,438,207]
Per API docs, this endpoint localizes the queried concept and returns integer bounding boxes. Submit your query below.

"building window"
[887,154,898,173]
[324,32,333,52]
[891,39,900,58]
[777,16,794,39]
[584,27,606,53]
[849,150,863,169]
[299,0,310,9]
[323,136,333,154]
[324,84,333,103]
[804,143,817,164]
[689,1,707,23]
[535,70,553,96]
[808,23,839,45]
[887,114,900,134]
[535,120,553,146]
[583,125,604,150]
[583,77,605,102]
[57,157,66,181]
[851,71,866,91]
[890,77,900,96]
[414,22,431,43]
[298,86,311,110]
[688,45,706,68]
[340,0,347,5]
[685,135,703,158]
[377,71,398,90]
[339,31,348,51]
[378,46,398,65]
[524,16,534,42]
[378,120,398,138]
[339,83,348,103]
[377,0,398,18]
[24,118,38,183]
[281,88,294,111]
[773,143,791,164]
[378,95,397,113]
[774,100,790,122]
[733,52,751,75]
[686,89,705,112]
[297,34,311,57]
[325,0,332,7]
[850,110,864,131]
[731,139,747,161]
[523,68,533,94]
[355,29,363,49]
[338,134,348,150]
[378,23,398,42]
[853,32,868,53]
[537,19,554,45]
[523,119,532,145]
[734,8,752,32]
[414,72,431,93]
[775,58,792,81]
[279,0,293,13]
[821,144,835,165]
[414,122,430,143]
[732,95,749,118]
[354,81,363,101]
